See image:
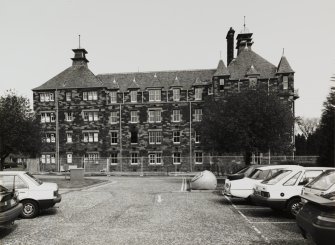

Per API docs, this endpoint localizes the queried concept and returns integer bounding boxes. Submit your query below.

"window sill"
[173,162,181,165]
[195,162,203,165]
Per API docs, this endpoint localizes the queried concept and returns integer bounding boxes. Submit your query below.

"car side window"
[299,171,323,186]
[0,175,28,190]
[283,171,301,186]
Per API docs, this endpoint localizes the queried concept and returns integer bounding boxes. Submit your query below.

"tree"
[317,87,335,167]
[296,117,319,138]
[295,117,320,156]
[0,91,42,170]
[201,90,294,164]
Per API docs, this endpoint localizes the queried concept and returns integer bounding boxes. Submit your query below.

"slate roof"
[227,48,277,80]
[33,65,104,91]
[277,56,295,74]
[246,65,260,76]
[97,69,215,91]
[213,60,230,76]
[33,45,287,91]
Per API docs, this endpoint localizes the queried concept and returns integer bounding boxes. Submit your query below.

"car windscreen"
[0,185,9,193]
[25,172,43,185]
[305,170,335,191]
[235,166,249,174]
[250,169,270,180]
[261,170,292,185]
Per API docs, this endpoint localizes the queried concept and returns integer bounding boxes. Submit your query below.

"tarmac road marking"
[180,177,187,192]
[157,195,162,203]
[224,196,271,244]
[235,207,271,210]
[250,221,296,224]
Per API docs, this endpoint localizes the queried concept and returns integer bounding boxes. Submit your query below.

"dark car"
[0,185,23,227]
[296,170,335,245]
[226,164,265,181]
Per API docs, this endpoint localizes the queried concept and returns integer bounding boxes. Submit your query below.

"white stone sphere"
[191,170,217,190]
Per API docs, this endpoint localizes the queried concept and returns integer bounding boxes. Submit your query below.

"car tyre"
[21,200,39,219]
[286,197,301,218]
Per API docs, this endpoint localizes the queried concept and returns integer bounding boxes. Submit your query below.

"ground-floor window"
[110,153,118,165]
[41,154,55,164]
[131,152,139,165]
[173,152,181,164]
[84,153,99,163]
[148,153,162,165]
[195,152,203,164]
[67,153,72,164]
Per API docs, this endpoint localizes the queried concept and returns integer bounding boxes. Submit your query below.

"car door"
[0,175,29,200]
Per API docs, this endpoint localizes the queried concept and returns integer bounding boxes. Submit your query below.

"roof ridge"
[97,68,215,76]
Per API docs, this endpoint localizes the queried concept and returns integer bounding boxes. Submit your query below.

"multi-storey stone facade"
[32,27,298,172]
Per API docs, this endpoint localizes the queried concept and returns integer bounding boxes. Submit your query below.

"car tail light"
[54,190,58,197]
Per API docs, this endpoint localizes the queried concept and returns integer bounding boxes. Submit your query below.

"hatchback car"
[252,166,331,216]
[225,164,265,181]
[223,165,290,200]
[0,171,61,218]
[296,170,335,245]
[0,185,23,227]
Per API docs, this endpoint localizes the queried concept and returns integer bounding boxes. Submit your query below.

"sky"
[0,0,335,118]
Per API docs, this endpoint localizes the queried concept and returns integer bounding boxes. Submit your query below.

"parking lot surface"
[0,177,313,245]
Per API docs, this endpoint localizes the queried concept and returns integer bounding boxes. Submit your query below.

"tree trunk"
[244,151,252,165]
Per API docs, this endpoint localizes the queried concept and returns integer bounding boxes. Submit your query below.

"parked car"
[296,169,335,245]
[0,185,23,227]
[223,165,291,200]
[252,166,331,217]
[225,164,265,181]
[0,171,61,218]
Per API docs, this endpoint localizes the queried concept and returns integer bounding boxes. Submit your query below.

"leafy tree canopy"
[317,88,335,167]
[200,90,294,163]
[0,90,42,170]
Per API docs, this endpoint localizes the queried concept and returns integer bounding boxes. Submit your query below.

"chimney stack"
[226,27,235,65]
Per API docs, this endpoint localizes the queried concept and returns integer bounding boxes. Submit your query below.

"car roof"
[0,171,27,175]
[255,165,303,170]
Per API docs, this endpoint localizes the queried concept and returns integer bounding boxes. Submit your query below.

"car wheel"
[286,197,301,217]
[21,200,39,219]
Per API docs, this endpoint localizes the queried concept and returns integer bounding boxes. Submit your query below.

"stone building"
[32,27,298,172]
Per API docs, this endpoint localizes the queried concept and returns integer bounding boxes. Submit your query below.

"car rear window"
[25,172,43,185]
[305,170,335,191]
[262,170,292,185]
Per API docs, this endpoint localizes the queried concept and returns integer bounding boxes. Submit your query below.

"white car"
[223,165,292,200]
[0,171,61,218]
[302,169,335,197]
[252,166,332,216]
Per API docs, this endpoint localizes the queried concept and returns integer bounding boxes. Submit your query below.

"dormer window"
[283,76,288,90]
[110,91,117,103]
[195,88,202,101]
[219,79,225,91]
[173,88,180,101]
[149,89,161,102]
[130,90,137,103]
[249,78,257,89]
[208,86,213,95]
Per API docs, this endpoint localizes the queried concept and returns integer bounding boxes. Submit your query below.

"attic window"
[149,89,161,102]
[249,78,257,89]
[283,76,288,90]
[219,79,225,91]
[173,89,180,101]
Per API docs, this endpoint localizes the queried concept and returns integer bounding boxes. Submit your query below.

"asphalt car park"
[0,176,314,245]
[223,196,314,244]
